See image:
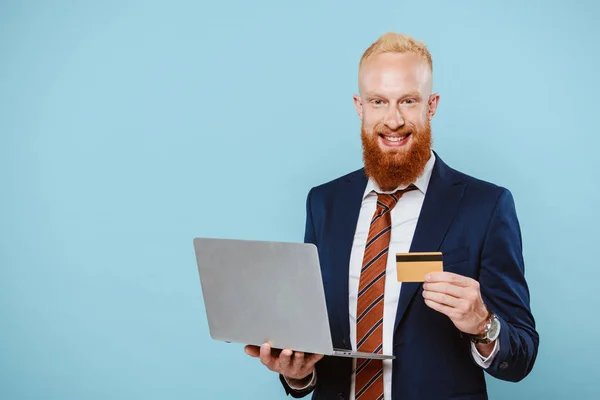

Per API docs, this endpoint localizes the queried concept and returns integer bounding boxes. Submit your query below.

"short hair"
[359,32,433,72]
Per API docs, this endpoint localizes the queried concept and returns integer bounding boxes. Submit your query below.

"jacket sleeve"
[303,187,317,246]
[477,188,539,381]
[279,188,318,398]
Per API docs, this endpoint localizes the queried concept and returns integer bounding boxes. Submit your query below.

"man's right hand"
[244,343,323,384]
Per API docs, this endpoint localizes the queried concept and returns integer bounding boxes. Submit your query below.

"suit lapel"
[329,170,368,346]
[393,154,465,334]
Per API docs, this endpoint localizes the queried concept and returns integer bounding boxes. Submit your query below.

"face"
[354,52,440,191]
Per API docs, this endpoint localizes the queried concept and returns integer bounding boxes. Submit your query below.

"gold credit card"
[396,252,443,282]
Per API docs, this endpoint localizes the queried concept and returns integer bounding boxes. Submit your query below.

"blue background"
[1,0,598,399]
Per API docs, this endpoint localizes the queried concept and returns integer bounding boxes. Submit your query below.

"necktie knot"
[375,184,418,213]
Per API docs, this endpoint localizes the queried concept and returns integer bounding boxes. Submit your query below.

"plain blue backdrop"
[1,0,599,399]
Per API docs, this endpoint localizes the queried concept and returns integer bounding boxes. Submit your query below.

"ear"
[427,93,440,120]
[353,94,364,121]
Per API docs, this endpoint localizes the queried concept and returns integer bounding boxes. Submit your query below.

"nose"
[384,107,404,130]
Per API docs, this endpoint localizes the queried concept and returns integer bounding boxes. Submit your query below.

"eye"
[403,99,416,105]
[371,99,385,106]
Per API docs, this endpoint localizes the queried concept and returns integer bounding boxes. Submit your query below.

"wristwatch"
[470,307,501,344]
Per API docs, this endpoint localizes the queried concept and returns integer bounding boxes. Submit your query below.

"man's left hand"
[422,272,489,336]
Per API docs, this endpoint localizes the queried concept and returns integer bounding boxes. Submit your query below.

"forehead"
[359,52,431,96]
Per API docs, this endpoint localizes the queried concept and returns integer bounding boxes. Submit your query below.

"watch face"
[487,316,501,341]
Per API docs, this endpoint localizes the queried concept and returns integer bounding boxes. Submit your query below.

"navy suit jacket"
[280,153,538,400]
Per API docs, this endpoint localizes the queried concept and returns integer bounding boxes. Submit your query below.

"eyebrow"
[364,91,422,100]
[402,91,422,99]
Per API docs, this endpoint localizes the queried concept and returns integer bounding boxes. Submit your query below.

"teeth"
[384,135,406,142]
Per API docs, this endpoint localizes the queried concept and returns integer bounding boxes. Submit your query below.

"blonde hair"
[359,32,433,71]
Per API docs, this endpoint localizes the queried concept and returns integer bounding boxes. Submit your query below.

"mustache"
[373,123,415,136]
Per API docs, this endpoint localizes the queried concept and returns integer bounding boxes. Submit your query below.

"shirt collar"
[363,151,436,199]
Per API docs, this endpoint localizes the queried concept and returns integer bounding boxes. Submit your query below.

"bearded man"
[245,32,539,400]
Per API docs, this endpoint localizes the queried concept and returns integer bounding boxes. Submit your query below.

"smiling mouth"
[379,132,412,146]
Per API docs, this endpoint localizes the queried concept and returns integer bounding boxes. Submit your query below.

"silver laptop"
[193,237,394,360]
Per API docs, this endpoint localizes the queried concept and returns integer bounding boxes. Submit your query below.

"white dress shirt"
[287,152,499,396]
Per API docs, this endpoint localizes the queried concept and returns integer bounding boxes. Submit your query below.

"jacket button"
[499,362,509,370]
[338,393,346,400]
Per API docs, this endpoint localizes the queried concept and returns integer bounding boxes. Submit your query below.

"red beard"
[361,119,432,191]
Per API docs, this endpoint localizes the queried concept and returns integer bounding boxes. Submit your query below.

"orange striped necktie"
[355,185,418,400]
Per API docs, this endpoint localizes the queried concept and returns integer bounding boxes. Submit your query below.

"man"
[245,32,538,400]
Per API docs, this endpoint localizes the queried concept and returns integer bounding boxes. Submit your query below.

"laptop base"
[332,349,395,360]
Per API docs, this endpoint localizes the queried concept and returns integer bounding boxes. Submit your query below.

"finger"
[259,343,275,369]
[424,298,455,317]
[423,290,460,308]
[279,348,293,372]
[422,282,464,298]
[244,345,260,358]
[305,353,324,366]
[291,351,304,372]
[425,272,470,287]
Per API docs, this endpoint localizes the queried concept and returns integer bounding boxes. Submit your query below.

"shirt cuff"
[283,369,317,391]
[470,338,500,369]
